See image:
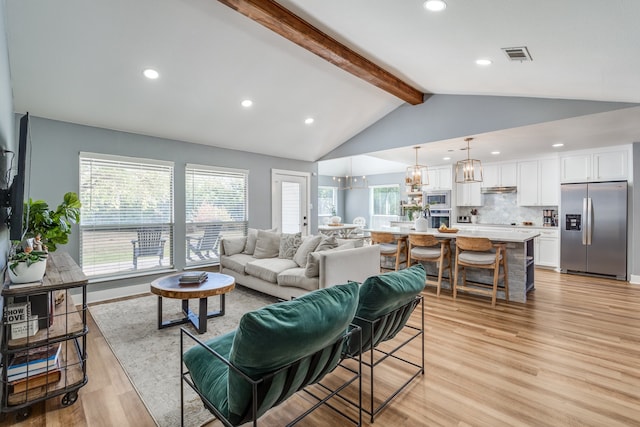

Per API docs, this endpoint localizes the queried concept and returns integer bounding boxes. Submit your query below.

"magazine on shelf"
[7,343,62,380]
[178,271,208,285]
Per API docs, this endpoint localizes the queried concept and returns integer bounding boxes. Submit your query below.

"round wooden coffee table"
[150,272,235,334]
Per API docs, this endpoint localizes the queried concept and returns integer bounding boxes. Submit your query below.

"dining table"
[318,223,361,238]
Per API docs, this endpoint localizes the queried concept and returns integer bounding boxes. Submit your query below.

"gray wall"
[0,0,14,269]
[25,116,317,289]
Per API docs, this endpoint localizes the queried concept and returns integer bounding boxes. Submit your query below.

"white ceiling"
[6,0,640,172]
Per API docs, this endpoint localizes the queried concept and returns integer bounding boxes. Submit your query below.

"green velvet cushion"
[348,264,425,354]
[227,282,359,423]
[182,331,236,418]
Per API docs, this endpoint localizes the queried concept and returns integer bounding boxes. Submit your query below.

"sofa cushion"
[182,330,235,419]
[277,267,320,291]
[315,235,338,252]
[227,282,360,422]
[243,228,259,255]
[222,237,247,256]
[337,238,364,248]
[253,230,282,259]
[245,258,298,283]
[278,232,302,260]
[293,235,323,267]
[304,241,359,278]
[220,253,255,275]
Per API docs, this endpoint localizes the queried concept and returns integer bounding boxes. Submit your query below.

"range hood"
[481,186,517,194]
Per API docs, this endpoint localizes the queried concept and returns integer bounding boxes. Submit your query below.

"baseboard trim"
[629,274,640,285]
[71,283,151,305]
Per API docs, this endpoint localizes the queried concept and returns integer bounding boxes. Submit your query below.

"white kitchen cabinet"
[517,158,559,206]
[534,229,559,268]
[481,162,516,187]
[456,181,481,206]
[426,165,452,190]
[560,148,628,183]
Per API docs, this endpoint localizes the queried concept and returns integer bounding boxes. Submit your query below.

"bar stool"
[370,231,408,272]
[453,236,509,307]
[408,234,452,296]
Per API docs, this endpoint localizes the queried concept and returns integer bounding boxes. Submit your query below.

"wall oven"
[429,209,451,229]
[425,190,451,209]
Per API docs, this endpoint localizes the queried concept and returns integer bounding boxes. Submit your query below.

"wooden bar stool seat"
[453,236,509,307]
[370,231,408,272]
[408,234,452,296]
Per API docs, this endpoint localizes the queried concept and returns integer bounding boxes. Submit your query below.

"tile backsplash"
[461,193,557,226]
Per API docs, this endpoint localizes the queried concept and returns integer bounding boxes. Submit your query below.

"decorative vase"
[330,216,342,224]
[471,215,478,224]
[8,259,47,284]
[415,216,429,232]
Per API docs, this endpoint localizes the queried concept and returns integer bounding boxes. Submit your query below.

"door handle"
[582,198,587,245]
[586,197,592,245]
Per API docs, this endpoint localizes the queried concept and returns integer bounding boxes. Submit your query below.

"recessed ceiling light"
[304,117,314,125]
[143,68,159,79]
[476,59,492,66]
[423,0,446,11]
[443,156,451,161]
[491,151,500,155]
[241,99,253,108]
[552,143,564,148]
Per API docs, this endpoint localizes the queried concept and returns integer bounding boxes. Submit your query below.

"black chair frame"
[333,295,424,422]
[180,325,362,427]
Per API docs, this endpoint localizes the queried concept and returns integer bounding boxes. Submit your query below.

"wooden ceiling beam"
[217,0,425,105]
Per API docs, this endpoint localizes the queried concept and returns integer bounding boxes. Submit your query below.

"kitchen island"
[371,227,540,303]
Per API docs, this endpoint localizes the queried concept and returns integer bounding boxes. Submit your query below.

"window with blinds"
[370,184,400,229]
[318,186,338,222]
[185,164,248,266]
[79,153,174,278]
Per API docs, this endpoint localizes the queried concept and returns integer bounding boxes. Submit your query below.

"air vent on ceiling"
[502,46,533,62]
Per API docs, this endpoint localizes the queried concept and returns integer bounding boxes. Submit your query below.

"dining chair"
[453,236,509,307]
[369,231,407,272]
[408,233,452,296]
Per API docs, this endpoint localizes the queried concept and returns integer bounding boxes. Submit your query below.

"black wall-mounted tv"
[1,112,30,242]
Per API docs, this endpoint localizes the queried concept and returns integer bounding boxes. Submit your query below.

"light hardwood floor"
[1,268,639,426]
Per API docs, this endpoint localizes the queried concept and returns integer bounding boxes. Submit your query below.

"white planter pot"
[471,215,478,224]
[8,259,47,284]
[331,216,342,224]
[415,216,429,232]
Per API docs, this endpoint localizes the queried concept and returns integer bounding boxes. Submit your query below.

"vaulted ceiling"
[6,0,640,173]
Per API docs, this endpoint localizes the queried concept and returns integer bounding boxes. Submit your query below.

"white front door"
[271,169,310,235]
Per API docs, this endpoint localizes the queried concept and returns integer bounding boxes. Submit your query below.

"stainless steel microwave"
[425,190,451,209]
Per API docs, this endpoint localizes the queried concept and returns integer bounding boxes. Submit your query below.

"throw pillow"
[293,235,322,267]
[253,230,282,259]
[222,236,247,256]
[243,228,259,255]
[304,241,358,278]
[278,232,302,259]
[315,235,339,252]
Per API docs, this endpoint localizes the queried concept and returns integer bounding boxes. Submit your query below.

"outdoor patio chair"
[131,227,166,269]
[187,223,223,260]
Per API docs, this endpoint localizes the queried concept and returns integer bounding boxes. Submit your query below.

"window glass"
[370,185,400,228]
[318,186,338,222]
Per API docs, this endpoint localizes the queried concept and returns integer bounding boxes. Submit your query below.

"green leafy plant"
[24,192,82,252]
[9,248,48,275]
[470,208,479,215]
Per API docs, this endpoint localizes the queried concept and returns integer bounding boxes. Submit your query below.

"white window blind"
[185,164,248,266]
[79,153,174,278]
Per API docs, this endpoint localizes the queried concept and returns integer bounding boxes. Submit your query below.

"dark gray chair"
[131,227,166,269]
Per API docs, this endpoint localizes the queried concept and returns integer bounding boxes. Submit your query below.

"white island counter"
[370,227,540,303]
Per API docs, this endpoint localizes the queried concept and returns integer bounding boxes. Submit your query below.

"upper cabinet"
[456,181,482,206]
[560,148,629,183]
[425,165,453,190]
[517,158,559,206]
[482,162,517,187]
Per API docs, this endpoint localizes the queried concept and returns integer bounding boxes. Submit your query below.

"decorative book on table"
[6,343,62,381]
[178,271,208,285]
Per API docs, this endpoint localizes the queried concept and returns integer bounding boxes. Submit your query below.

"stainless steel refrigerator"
[560,181,627,280]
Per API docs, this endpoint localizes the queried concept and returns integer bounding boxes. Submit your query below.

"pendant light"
[333,158,368,190]
[405,146,429,191]
[455,137,483,183]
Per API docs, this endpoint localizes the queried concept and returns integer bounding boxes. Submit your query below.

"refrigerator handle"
[582,198,588,245]
[586,197,593,245]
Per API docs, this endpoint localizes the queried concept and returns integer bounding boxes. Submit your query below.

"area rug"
[89,286,278,427]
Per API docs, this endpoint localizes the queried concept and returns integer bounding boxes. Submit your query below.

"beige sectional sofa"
[219,229,381,300]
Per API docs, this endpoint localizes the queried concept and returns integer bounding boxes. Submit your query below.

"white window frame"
[318,185,338,223]
[369,184,400,229]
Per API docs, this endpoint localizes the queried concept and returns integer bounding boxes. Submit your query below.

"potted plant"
[8,246,48,283]
[470,208,479,224]
[23,192,82,252]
